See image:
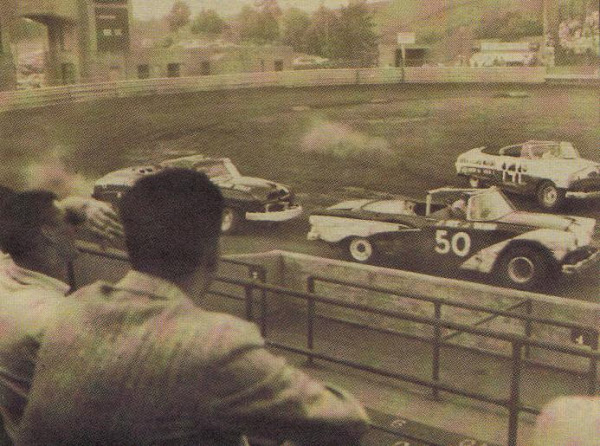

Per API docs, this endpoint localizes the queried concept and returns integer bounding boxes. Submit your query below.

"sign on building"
[95,6,130,52]
[397,32,416,45]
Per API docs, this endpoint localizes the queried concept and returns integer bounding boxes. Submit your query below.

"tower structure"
[0,0,16,90]
[0,0,132,88]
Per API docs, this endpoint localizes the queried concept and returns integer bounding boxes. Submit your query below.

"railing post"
[67,261,76,291]
[244,284,253,322]
[432,302,442,400]
[250,268,267,338]
[306,276,316,365]
[524,299,533,359]
[508,341,523,446]
[587,330,599,395]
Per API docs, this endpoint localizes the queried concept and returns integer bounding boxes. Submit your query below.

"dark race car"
[307,187,599,290]
[93,155,302,234]
[455,140,600,210]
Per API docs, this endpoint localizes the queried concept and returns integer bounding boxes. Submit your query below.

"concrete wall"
[227,250,600,373]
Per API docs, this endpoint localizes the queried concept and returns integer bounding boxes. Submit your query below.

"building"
[0,1,293,90]
[129,44,293,80]
[379,32,429,68]
[470,41,542,67]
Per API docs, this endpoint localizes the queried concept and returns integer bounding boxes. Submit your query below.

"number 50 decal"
[435,230,471,257]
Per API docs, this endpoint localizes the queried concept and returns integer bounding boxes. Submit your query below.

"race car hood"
[498,211,594,233]
[95,165,163,187]
[214,176,291,201]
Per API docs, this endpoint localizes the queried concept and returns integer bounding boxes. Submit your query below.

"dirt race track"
[1,83,599,300]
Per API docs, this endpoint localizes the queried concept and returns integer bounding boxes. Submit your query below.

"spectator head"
[119,168,224,283]
[0,190,78,277]
[0,185,15,210]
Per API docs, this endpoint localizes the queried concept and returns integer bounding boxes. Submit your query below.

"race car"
[307,187,599,290]
[93,154,302,234]
[455,141,600,210]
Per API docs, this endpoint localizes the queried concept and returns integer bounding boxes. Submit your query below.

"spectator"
[0,189,122,442]
[15,169,369,446]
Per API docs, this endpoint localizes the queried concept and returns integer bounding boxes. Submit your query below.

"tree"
[305,5,339,58]
[237,4,279,43]
[256,0,281,17]
[333,1,378,65]
[166,1,191,33]
[282,8,311,52]
[191,9,226,36]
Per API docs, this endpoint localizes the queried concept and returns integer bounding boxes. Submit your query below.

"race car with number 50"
[307,187,599,290]
[455,141,600,210]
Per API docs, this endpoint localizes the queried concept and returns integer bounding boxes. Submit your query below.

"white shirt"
[0,259,69,439]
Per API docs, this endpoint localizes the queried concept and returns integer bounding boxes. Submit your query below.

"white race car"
[455,141,600,210]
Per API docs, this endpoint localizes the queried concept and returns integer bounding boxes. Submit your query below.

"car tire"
[221,207,242,234]
[497,246,553,290]
[347,237,377,264]
[468,176,485,188]
[536,181,565,211]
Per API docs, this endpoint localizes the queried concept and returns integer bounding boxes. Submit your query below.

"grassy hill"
[373,0,544,44]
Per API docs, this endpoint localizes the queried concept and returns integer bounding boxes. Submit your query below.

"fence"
[72,242,600,446]
[0,66,551,113]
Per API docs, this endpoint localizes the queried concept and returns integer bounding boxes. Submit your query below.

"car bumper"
[562,247,600,275]
[246,205,303,222]
[566,191,600,199]
[567,178,600,197]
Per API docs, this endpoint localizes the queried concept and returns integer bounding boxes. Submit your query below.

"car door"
[419,220,516,273]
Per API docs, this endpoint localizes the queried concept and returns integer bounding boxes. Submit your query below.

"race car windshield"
[524,142,579,160]
[193,161,232,178]
[468,190,514,221]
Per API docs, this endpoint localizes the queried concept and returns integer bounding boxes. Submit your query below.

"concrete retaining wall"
[227,250,600,373]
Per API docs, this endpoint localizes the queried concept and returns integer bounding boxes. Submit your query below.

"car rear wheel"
[347,237,377,263]
[498,246,552,290]
[536,181,565,211]
[221,207,242,234]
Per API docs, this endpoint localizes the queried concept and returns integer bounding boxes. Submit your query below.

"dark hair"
[0,190,58,259]
[119,168,224,278]
[0,185,15,209]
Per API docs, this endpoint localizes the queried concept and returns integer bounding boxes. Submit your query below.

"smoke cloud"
[22,147,94,198]
[301,119,393,164]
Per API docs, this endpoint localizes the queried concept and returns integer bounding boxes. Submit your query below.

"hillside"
[373,0,544,44]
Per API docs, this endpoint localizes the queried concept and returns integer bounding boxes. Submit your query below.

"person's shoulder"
[178,308,264,357]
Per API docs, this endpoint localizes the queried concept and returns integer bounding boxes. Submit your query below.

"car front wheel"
[221,207,242,234]
[536,181,565,210]
[347,237,377,263]
[497,246,553,290]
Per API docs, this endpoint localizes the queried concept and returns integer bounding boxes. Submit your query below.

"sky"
[131,0,355,20]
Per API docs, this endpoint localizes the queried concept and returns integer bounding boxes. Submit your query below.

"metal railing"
[217,274,600,446]
[307,274,600,378]
[71,243,600,446]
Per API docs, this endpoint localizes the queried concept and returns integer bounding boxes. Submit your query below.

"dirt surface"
[2,83,599,300]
